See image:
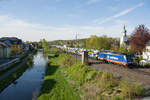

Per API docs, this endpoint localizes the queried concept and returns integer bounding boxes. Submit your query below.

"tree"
[42,39,50,53]
[130,25,150,53]
[86,35,99,49]
[86,35,112,50]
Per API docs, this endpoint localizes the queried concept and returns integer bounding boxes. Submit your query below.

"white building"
[143,40,150,60]
[120,25,128,48]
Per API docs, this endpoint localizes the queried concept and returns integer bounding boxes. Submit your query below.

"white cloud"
[0,15,134,41]
[94,2,144,24]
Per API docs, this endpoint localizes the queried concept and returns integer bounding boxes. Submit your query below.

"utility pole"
[75,33,77,63]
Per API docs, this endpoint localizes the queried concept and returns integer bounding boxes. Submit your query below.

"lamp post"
[75,33,78,63]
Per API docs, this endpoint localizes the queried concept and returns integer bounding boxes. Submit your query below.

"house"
[143,40,150,60]
[0,42,11,58]
[0,37,23,55]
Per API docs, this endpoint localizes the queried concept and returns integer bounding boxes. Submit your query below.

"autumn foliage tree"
[130,25,150,53]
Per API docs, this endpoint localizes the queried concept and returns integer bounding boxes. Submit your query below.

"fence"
[0,58,20,72]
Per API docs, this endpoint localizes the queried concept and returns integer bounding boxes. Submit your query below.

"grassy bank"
[58,54,145,100]
[39,47,145,100]
[0,54,34,92]
[38,56,80,100]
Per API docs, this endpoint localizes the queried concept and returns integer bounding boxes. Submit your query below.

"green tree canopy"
[86,35,113,50]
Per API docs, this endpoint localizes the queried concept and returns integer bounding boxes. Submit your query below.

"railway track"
[71,54,150,86]
[131,68,150,77]
[89,57,150,77]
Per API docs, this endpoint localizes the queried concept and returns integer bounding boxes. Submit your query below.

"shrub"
[145,63,150,68]
[50,48,63,56]
[133,55,143,65]
[67,63,90,85]
[86,70,98,81]
[58,54,75,67]
[26,54,34,66]
[100,71,116,90]
[65,62,98,85]
[111,96,122,100]
[120,81,145,99]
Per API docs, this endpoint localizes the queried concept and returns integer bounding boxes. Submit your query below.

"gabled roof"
[0,37,22,45]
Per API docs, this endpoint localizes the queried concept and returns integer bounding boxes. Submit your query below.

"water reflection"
[0,51,47,100]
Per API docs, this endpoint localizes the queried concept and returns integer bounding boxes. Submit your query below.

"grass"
[58,53,146,100]
[0,54,34,92]
[120,81,145,99]
[100,71,117,91]
[38,56,80,100]
[39,51,146,100]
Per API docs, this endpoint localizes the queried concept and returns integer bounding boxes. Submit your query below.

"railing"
[0,51,29,72]
[0,58,20,71]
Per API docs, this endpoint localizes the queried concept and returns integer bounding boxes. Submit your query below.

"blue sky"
[0,0,150,41]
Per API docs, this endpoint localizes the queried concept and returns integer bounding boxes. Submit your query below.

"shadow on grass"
[40,79,56,94]
[46,65,59,76]
[40,63,58,94]
[48,55,57,59]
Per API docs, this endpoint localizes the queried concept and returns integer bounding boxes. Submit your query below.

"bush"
[111,96,122,100]
[58,54,75,67]
[120,81,145,99]
[56,54,146,99]
[86,70,98,81]
[65,62,99,85]
[50,48,63,56]
[26,54,34,66]
[133,55,143,65]
[145,63,150,68]
[100,71,117,90]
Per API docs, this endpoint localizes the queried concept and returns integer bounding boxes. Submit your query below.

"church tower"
[120,25,128,47]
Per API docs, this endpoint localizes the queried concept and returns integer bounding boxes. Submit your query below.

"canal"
[0,51,47,100]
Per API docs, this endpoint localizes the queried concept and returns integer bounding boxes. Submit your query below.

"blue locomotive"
[98,52,133,66]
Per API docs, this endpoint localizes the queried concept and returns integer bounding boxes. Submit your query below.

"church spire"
[120,25,128,47]
[123,25,127,36]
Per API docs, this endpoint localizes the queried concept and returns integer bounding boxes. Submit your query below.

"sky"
[0,0,150,41]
